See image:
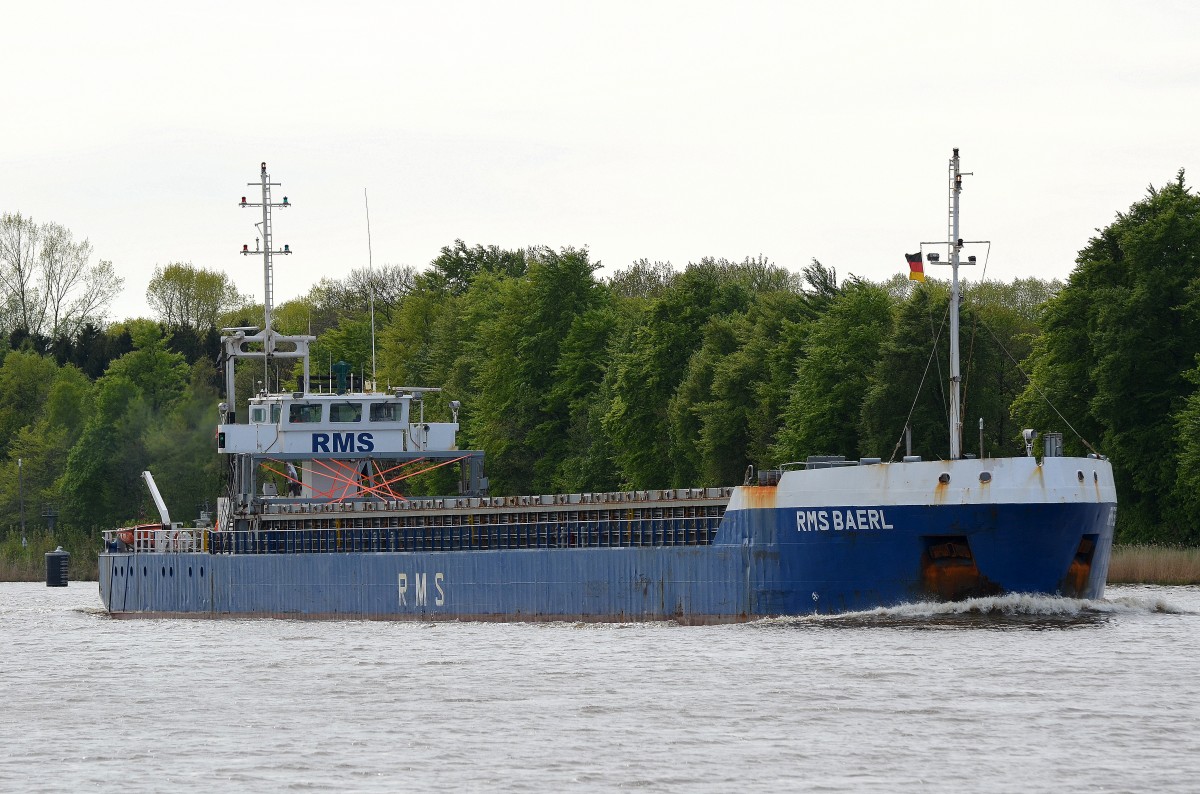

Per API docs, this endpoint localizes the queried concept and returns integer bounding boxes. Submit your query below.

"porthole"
[979,472,992,483]
[200,566,205,577]
[169,567,174,577]
[1094,471,1099,483]
[161,566,166,577]
[143,566,148,576]
[938,472,950,484]
[1077,470,1084,482]
[189,566,193,577]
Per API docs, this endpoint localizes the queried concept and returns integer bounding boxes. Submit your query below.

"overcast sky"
[5,1,1197,322]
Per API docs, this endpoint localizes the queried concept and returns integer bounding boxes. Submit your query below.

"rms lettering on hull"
[796,509,894,532]
[312,432,375,453]
[398,572,446,607]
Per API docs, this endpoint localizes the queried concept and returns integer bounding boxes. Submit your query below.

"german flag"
[905,252,925,282]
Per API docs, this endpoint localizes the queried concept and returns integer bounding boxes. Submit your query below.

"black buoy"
[45,546,69,587]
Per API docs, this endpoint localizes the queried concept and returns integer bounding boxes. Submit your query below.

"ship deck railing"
[255,486,734,514]
[103,504,729,555]
[778,456,880,471]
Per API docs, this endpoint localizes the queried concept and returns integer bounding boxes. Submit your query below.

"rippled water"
[1,582,1198,792]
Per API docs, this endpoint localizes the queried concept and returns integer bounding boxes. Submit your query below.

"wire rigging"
[889,298,950,462]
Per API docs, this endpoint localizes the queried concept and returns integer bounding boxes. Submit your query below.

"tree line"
[1,172,1198,575]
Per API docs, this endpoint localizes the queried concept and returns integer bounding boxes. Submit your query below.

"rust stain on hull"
[1059,535,1097,597]
[740,486,778,509]
[921,536,1003,601]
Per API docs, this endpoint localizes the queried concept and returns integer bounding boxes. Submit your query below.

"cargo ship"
[98,152,1118,621]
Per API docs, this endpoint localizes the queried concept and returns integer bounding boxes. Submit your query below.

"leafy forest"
[3,173,1200,574]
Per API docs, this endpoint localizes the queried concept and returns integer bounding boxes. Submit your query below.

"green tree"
[104,321,190,411]
[1016,173,1200,542]
[665,290,817,485]
[607,259,675,300]
[146,262,246,330]
[421,239,526,296]
[858,284,956,460]
[959,278,1058,458]
[544,303,623,492]
[144,364,223,524]
[0,365,93,530]
[604,262,752,487]
[59,376,151,529]
[377,241,528,398]
[377,277,470,391]
[465,247,604,494]
[670,315,754,484]
[311,317,374,388]
[0,350,60,458]
[603,257,802,487]
[774,279,895,462]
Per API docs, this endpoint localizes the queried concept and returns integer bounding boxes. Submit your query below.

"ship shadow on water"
[751,592,1189,632]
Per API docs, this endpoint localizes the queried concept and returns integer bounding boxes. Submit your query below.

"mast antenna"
[364,187,377,387]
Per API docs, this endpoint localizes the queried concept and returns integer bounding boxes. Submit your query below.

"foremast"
[947,149,965,460]
[921,148,983,460]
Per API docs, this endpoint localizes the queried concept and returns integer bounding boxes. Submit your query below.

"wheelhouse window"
[249,406,267,424]
[370,402,400,422]
[270,403,281,423]
[330,402,363,423]
[289,403,323,423]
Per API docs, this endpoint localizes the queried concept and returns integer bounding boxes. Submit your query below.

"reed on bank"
[0,529,100,582]
[1106,544,1200,585]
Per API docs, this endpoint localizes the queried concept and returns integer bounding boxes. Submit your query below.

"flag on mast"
[905,252,925,282]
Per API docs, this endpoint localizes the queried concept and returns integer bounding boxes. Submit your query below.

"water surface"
[1,583,1197,792]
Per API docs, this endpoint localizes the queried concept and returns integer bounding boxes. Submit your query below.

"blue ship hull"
[107,155,1117,622]
[99,457,1117,621]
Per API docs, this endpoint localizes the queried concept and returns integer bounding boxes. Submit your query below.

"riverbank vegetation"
[1106,545,1200,585]
[1,174,1199,580]
[0,528,99,581]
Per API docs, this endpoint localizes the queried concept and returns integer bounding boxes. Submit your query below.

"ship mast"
[222,162,314,422]
[948,148,964,460]
[920,149,983,459]
[240,162,291,373]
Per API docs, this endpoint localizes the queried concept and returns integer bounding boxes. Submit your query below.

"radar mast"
[222,162,315,422]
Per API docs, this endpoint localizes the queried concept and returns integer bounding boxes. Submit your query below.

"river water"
[1,582,1197,792]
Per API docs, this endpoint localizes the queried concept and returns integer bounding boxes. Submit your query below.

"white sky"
[4,0,1198,323]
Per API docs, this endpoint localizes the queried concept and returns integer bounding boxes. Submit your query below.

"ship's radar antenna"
[364,187,377,388]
